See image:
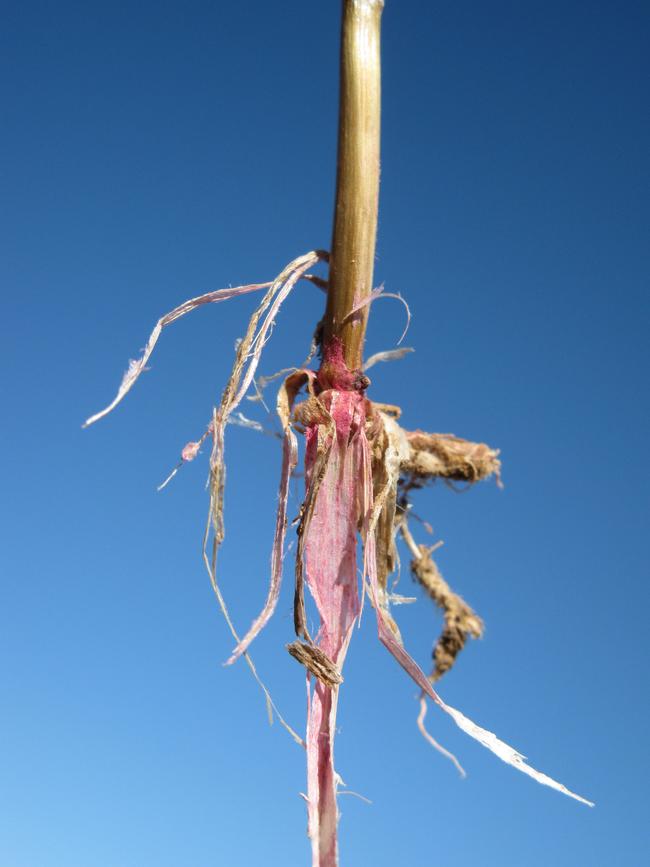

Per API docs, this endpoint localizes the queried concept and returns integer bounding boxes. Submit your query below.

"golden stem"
[323,0,383,370]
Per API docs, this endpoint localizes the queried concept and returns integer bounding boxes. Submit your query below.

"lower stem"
[307,684,339,866]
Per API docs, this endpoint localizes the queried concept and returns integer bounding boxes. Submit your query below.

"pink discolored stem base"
[302,339,369,866]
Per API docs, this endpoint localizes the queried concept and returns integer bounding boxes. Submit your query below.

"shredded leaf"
[342,285,412,345]
[82,281,273,428]
[225,371,314,664]
[363,346,414,371]
[417,696,466,778]
[201,251,327,732]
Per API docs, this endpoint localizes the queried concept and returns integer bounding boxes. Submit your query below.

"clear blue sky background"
[2,2,648,865]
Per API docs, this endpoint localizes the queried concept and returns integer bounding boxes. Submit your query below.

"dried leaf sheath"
[299,373,367,867]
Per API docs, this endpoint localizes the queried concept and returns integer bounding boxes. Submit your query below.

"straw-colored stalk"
[323,0,383,368]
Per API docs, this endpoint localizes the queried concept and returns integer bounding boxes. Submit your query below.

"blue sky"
[1,1,648,865]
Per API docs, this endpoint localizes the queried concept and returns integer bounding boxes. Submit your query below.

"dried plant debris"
[85,249,592,867]
[83,280,270,428]
[401,430,502,487]
[287,641,344,688]
[226,368,316,665]
[362,403,590,805]
[342,284,412,345]
[403,524,483,682]
[392,425,496,684]
[363,345,414,371]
